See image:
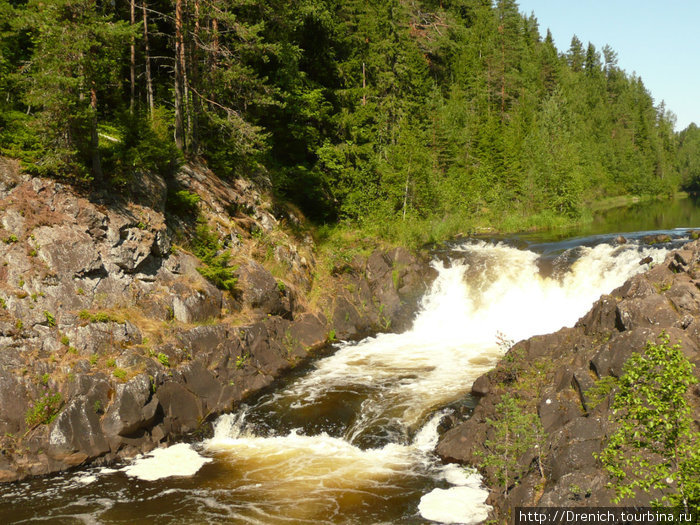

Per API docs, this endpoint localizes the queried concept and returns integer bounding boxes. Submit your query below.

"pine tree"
[18,0,132,180]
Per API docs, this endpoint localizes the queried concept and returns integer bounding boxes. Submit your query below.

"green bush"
[478,394,547,496]
[599,333,700,507]
[168,189,200,216]
[78,310,116,323]
[25,392,63,427]
[157,352,170,367]
[191,219,238,291]
[101,108,181,187]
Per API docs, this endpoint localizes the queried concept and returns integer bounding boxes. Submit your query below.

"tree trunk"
[142,0,154,115]
[187,0,200,152]
[402,171,410,221]
[129,0,135,114]
[500,32,506,121]
[90,85,103,182]
[174,0,185,151]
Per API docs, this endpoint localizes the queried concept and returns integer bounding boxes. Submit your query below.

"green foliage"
[79,310,117,323]
[0,0,695,237]
[168,190,200,216]
[479,393,547,495]
[25,392,62,427]
[113,368,127,380]
[191,219,238,292]
[599,333,700,508]
[679,124,700,192]
[106,358,116,368]
[235,352,249,369]
[60,335,69,346]
[43,310,56,327]
[101,108,180,186]
[585,375,618,410]
[157,352,169,367]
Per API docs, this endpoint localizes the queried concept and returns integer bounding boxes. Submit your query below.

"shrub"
[191,219,238,291]
[478,394,547,496]
[25,392,62,427]
[157,352,170,367]
[599,332,700,508]
[168,189,200,216]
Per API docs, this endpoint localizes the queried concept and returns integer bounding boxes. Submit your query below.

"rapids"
[0,234,680,524]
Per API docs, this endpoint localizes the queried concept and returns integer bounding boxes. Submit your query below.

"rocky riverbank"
[0,157,436,482]
[437,240,700,520]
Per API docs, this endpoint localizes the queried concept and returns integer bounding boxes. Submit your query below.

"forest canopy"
[1,0,699,235]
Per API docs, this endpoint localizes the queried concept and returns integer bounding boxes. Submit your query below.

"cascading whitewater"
[0,238,672,525]
[199,240,668,524]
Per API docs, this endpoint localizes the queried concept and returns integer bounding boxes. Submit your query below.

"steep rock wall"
[0,159,436,482]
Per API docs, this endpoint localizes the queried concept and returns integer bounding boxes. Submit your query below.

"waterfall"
[1,237,671,524]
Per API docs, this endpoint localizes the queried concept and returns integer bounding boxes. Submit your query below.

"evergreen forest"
[2,0,700,240]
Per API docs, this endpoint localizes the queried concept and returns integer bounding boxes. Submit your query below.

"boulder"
[34,225,104,277]
[171,281,222,323]
[48,377,111,464]
[236,261,287,316]
[155,382,202,434]
[101,374,159,438]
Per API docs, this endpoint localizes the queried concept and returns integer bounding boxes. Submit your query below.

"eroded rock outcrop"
[436,242,700,519]
[0,159,435,482]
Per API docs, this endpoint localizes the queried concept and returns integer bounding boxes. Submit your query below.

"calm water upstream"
[1,197,698,524]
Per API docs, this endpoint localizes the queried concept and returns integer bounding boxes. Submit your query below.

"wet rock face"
[325,246,437,339]
[0,160,437,483]
[437,240,700,518]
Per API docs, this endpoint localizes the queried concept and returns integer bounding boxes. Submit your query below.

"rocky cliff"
[0,157,435,482]
[437,241,700,519]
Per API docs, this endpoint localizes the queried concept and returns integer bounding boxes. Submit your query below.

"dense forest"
[1,0,700,238]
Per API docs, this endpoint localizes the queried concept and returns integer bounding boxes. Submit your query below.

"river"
[1,197,698,524]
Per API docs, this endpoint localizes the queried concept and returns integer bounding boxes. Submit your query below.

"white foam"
[275,241,667,429]
[202,240,667,523]
[206,425,413,483]
[75,474,97,485]
[441,464,482,487]
[121,443,212,481]
[418,486,492,524]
